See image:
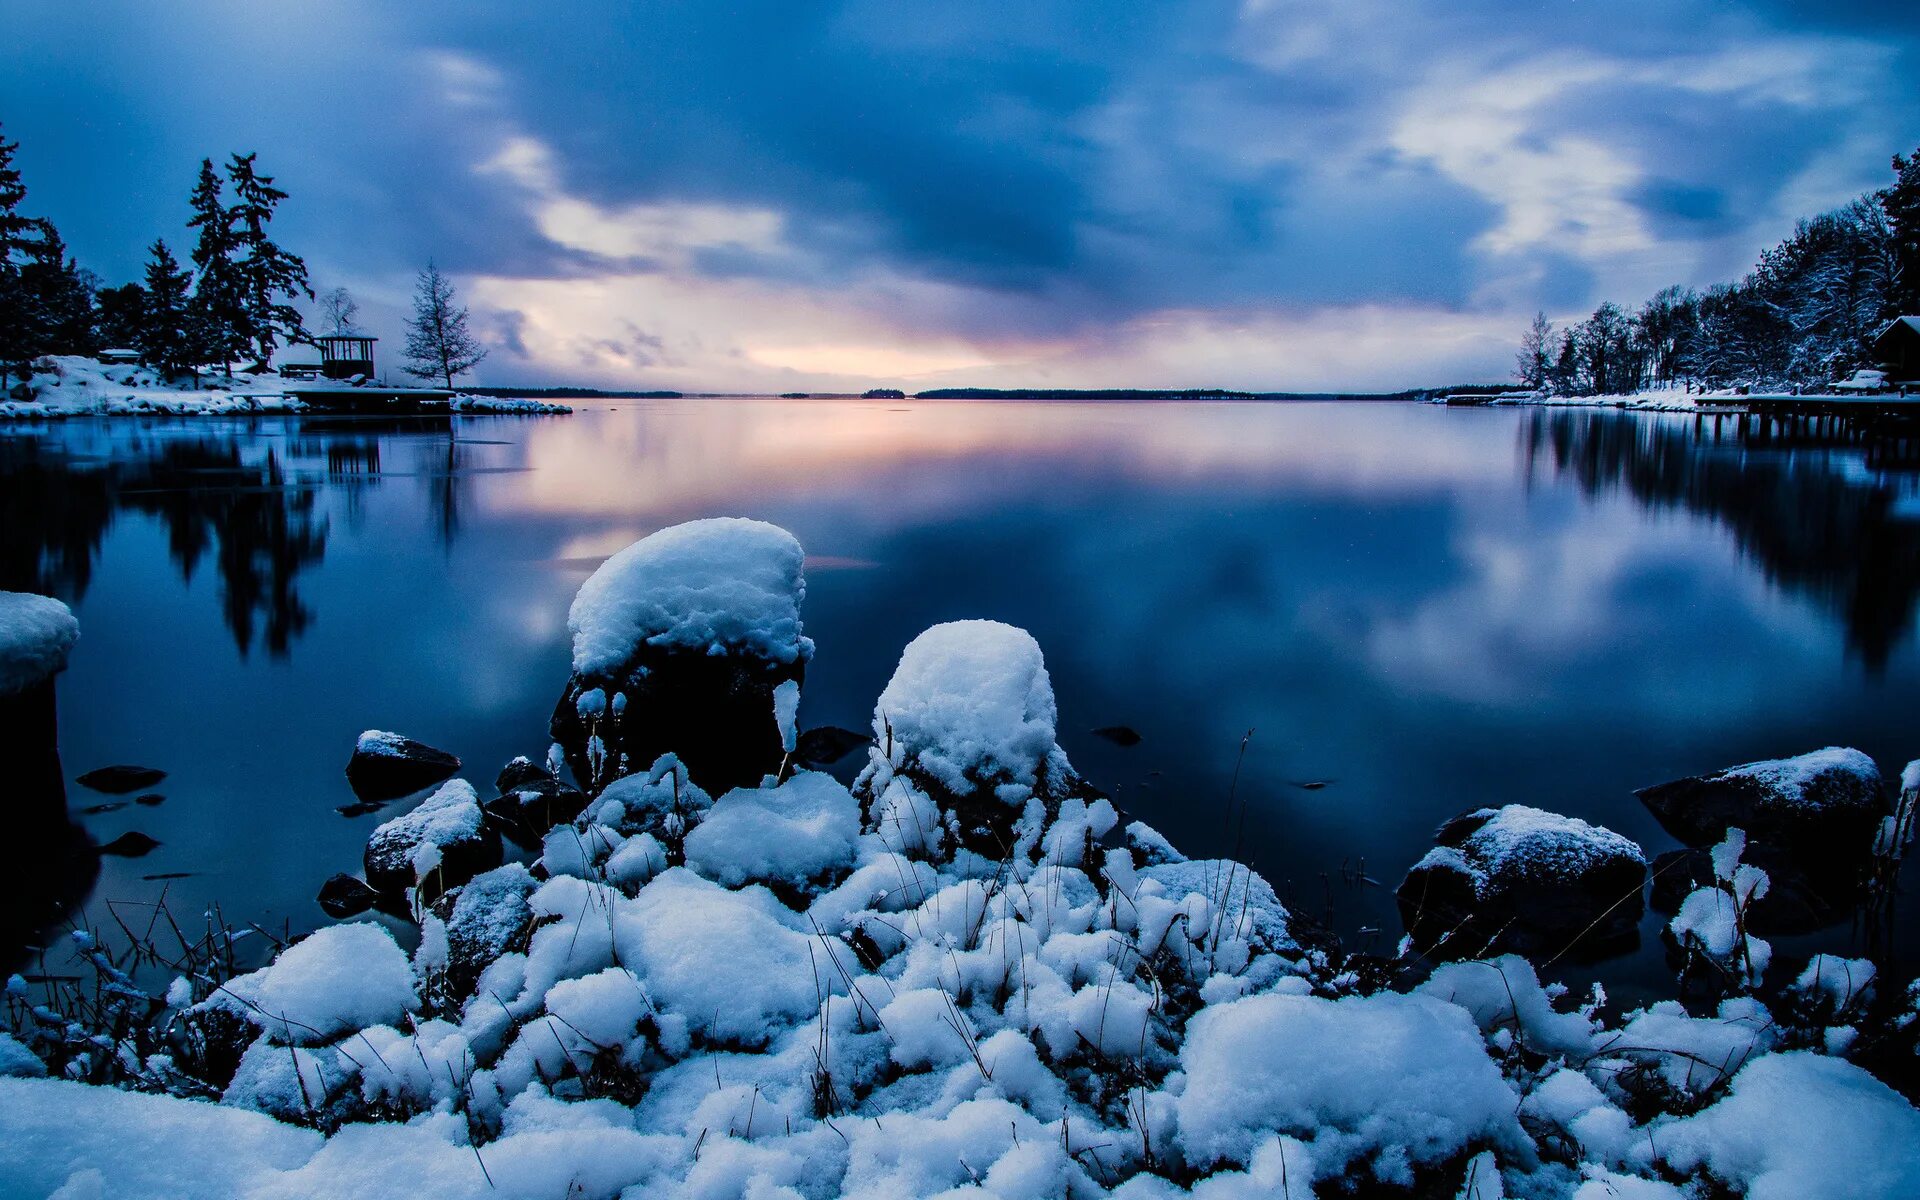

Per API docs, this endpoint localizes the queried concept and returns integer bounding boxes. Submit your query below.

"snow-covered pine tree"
[402,261,488,387]
[21,221,97,357]
[186,158,247,373]
[225,152,310,364]
[139,239,194,380]
[1885,146,1920,312]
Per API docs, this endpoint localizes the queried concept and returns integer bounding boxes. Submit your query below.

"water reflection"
[1522,409,1920,671]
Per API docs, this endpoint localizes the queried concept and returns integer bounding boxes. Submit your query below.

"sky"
[6,0,1918,392]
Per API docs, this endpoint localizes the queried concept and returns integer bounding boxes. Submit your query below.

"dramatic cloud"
[6,0,1916,389]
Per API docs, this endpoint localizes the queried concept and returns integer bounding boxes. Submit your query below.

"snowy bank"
[5,519,1919,1200]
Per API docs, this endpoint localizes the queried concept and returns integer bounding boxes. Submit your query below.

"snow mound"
[567,518,812,674]
[684,770,862,888]
[1173,990,1524,1184]
[249,923,417,1045]
[867,619,1062,797]
[1718,747,1881,803]
[0,591,79,695]
[1659,1051,1920,1199]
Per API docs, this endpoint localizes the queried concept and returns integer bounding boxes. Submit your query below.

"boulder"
[853,620,1100,863]
[794,725,871,768]
[430,864,538,999]
[1398,805,1647,961]
[75,765,167,794]
[494,755,550,793]
[315,873,380,919]
[363,779,501,900]
[345,731,461,801]
[550,519,812,796]
[484,776,590,848]
[1636,747,1884,878]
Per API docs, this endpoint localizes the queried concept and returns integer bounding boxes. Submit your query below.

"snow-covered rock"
[1637,747,1885,867]
[855,620,1097,864]
[0,591,79,697]
[551,519,812,795]
[1397,804,1647,959]
[343,730,461,801]
[1657,1051,1920,1199]
[363,778,502,899]
[248,923,418,1046]
[683,770,862,890]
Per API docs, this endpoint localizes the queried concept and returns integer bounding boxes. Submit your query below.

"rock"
[345,730,461,801]
[316,873,380,919]
[1124,819,1186,866]
[135,793,165,807]
[1636,747,1884,877]
[76,765,166,794]
[794,725,871,767]
[98,831,161,857]
[550,519,813,796]
[1092,725,1143,747]
[494,755,550,793]
[853,621,1101,862]
[363,779,501,900]
[81,801,128,815]
[484,776,590,848]
[431,864,538,998]
[1398,805,1647,961]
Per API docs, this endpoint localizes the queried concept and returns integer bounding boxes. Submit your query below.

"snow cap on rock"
[871,619,1061,795]
[567,518,812,674]
[0,591,79,696]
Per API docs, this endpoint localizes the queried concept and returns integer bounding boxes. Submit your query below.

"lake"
[5,398,1918,1004]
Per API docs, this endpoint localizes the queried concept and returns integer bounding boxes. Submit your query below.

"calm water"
[5,399,1919,1001]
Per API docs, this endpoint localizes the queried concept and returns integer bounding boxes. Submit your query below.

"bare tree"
[401,261,487,388]
[317,286,358,335]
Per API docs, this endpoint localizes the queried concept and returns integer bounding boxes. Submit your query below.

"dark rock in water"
[135,793,165,807]
[81,801,128,815]
[77,765,166,794]
[346,731,462,801]
[432,864,538,998]
[484,777,590,848]
[795,726,871,767]
[336,798,389,818]
[1091,725,1142,747]
[495,755,551,793]
[364,779,501,901]
[551,520,812,796]
[1636,747,1884,877]
[1648,847,1840,936]
[141,872,195,881]
[98,831,161,857]
[1397,805,1647,961]
[316,873,380,919]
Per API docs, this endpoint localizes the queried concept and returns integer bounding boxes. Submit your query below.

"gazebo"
[316,332,378,380]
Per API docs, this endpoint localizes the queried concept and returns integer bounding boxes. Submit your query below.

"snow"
[366,778,487,885]
[1658,1051,1920,1199]
[448,394,573,414]
[1173,990,1525,1185]
[863,619,1063,797]
[683,770,862,889]
[1717,746,1881,804]
[0,591,79,695]
[1421,805,1644,892]
[1903,759,1920,794]
[567,518,813,675]
[247,923,418,1045]
[354,730,423,758]
[1668,828,1771,985]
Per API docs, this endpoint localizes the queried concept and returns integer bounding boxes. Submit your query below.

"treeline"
[0,121,309,387]
[1520,147,1920,395]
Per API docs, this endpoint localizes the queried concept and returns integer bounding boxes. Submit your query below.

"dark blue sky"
[7,0,1917,390]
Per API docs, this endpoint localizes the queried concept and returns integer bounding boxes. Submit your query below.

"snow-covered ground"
[4,524,1919,1199]
[0,356,571,419]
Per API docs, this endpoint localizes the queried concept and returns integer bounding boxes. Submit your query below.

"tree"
[402,262,487,387]
[94,282,147,349]
[186,158,246,371]
[1884,146,1920,312]
[317,285,358,335]
[139,239,195,379]
[21,221,97,356]
[225,153,310,363]
[1516,312,1553,390]
[0,123,53,388]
